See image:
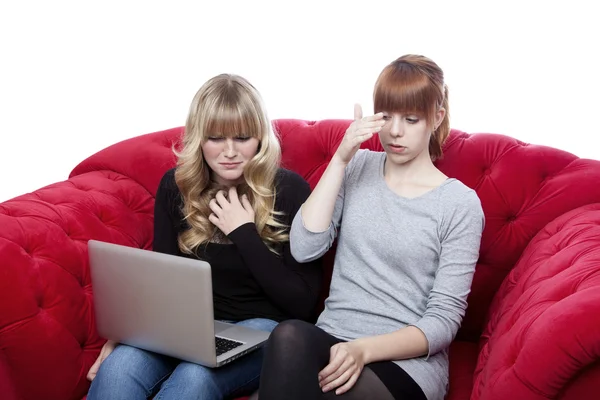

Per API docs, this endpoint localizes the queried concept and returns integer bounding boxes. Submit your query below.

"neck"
[211,174,244,188]
[384,150,438,184]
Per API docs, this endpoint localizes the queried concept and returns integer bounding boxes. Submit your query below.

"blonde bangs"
[203,94,263,140]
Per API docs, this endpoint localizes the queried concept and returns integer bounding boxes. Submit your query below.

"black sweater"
[152,168,322,322]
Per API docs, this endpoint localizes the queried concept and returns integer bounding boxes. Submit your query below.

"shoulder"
[345,149,383,181]
[440,179,485,230]
[275,168,311,193]
[443,180,482,208]
[274,168,311,213]
[158,168,178,192]
[155,168,182,208]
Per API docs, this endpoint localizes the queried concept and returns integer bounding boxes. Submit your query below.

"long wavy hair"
[373,54,450,161]
[173,74,287,255]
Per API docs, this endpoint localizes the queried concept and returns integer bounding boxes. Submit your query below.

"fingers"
[215,190,229,208]
[357,118,385,130]
[87,360,99,381]
[319,345,343,380]
[322,363,355,393]
[209,198,222,216]
[208,213,219,226]
[347,111,385,143]
[354,103,363,121]
[335,371,361,395]
[350,132,374,147]
[240,194,253,213]
[320,357,354,389]
[228,186,240,204]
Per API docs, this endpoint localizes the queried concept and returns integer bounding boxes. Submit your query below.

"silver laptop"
[88,239,270,368]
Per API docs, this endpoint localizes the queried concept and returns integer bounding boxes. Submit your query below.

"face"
[201,135,260,185]
[379,110,444,165]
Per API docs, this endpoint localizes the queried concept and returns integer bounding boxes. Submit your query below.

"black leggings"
[258,320,427,400]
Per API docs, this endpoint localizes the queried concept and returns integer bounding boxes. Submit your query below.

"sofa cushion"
[0,171,158,399]
[473,203,600,398]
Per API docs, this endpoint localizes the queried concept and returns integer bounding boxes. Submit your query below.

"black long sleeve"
[152,168,323,323]
[227,172,321,321]
[152,171,181,256]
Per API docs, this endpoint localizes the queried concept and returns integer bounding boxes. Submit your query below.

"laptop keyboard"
[215,336,244,356]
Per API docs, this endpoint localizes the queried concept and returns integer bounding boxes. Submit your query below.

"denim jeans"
[87,318,278,400]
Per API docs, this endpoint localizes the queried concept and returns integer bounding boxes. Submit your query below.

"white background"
[1,1,598,202]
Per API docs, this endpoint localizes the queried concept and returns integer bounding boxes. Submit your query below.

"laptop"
[88,239,270,367]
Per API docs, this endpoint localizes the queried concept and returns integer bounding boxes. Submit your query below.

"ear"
[434,108,446,130]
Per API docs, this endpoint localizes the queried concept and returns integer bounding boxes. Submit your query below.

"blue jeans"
[87,318,278,400]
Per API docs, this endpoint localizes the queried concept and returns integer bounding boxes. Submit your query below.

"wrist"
[330,153,349,169]
[351,338,372,364]
[226,221,256,238]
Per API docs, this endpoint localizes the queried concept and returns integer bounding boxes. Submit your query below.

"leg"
[322,367,395,400]
[87,344,178,400]
[258,319,342,400]
[155,318,278,400]
[259,320,412,400]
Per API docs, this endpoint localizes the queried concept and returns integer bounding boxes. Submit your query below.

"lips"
[219,162,242,169]
[388,144,406,154]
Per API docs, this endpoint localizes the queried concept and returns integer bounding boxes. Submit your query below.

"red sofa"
[1,119,600,400]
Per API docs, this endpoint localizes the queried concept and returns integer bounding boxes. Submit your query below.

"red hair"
[373,54,450,161]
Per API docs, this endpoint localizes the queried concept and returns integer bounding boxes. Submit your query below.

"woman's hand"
[318,341,366,395]
[333,104,385,165]
[209,186,255,235]
[87,340,117,381]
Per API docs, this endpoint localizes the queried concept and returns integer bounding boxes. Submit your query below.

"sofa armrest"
[471,203,600,399]
[0,351,19,400]
[0,171,155,400]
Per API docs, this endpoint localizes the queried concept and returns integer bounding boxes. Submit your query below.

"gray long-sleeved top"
[290,149,484,400]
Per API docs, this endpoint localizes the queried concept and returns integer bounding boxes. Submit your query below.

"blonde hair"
[174,74,287,254]
[373,54,450,161]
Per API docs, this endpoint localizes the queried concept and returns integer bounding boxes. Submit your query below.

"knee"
[95,345,141,379]
[238,318,279,333]
[172,362,212,384]
[267,319,312,348]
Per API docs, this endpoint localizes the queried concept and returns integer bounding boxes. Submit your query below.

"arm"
[227,172,322,321]
[356,192,485,362]
[291,105,385,262]
[288,166,346,263]
[300,156,347,232]
[152,169,180,255]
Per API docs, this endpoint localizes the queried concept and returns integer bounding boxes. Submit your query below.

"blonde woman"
[87,74,322,400]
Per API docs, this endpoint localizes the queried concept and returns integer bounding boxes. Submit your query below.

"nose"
[223,138,237,158]
[389,116,404,137]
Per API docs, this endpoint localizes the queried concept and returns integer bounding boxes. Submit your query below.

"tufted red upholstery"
[1,120,599,400]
